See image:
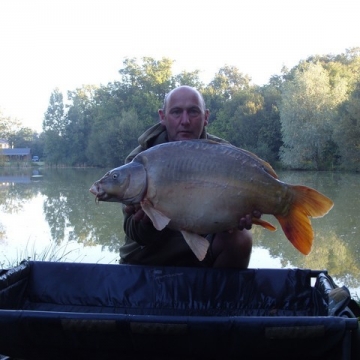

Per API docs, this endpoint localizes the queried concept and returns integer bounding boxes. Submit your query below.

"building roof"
[1,148,31,156]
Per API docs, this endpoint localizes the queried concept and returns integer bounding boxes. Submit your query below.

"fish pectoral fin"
[141,201,170,231]
[252,217,277,231]
[181,231,209,261]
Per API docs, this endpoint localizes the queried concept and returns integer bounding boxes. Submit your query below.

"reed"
[0,240,80,268]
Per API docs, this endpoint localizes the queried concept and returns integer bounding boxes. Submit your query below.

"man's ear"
[204,109,210,126]
[158,109,165,125]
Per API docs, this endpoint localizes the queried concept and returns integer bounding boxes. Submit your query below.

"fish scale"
[90,139,334,259]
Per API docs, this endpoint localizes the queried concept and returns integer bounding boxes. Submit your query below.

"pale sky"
[0,0,359,132]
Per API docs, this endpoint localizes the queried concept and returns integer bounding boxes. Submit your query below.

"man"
[120,86,259,268]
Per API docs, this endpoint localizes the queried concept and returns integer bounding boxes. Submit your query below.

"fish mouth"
[89,183,99,196]
[89,184,121,203]
[89,184,108,202]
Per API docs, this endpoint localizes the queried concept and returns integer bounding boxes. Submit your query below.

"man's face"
[158,87,209,141]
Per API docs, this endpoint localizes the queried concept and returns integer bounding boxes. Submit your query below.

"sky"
[0,0,359,133]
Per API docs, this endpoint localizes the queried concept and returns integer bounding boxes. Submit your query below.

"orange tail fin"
[275,185,334,255]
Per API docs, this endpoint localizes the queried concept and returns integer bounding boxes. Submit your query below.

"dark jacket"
[120,123,228,266]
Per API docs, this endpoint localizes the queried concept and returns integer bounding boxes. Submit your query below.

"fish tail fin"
[275,185,334,255]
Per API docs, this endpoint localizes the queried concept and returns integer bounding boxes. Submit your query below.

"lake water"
[0,167,359,297]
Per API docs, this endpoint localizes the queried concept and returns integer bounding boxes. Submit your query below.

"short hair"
[162,86,206,113]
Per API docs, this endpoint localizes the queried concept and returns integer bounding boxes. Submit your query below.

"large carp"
[89,140,333,261]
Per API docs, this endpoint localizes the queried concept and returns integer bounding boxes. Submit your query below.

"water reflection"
[0,168,123,264]
[251,171,360,292]
[0,168,359,295]
[39,168,125,252]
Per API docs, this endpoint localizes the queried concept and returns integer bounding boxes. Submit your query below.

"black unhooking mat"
[0,261,359,360]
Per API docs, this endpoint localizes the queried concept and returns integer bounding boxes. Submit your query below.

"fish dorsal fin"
[141,200,170,231]
[201,140,278,179]
[240,148,278,179]
[181,231,210,261]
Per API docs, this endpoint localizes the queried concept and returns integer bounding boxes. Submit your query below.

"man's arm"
[123,205,173,245]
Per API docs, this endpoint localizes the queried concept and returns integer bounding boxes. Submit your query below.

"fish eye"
[112,173,118,179]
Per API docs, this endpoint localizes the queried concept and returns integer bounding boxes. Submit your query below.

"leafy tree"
[208,65,251,99]
[0,108,22,142]
[116,109,146,162]
[38,53,360,170]
[87,109,144,167]
[139,56,174,101]
[279,62,346,170]
[333,80,360,170]
[172,70,204,89]
[42,88,67,165]
[204,65,252,126]
[118,57,174,104]
[255,84,282,163]
[209,86,274,160]
[30,132,45,159]
[43,88,67,134]
[64,85,98,165]
[84,57,185,167]
[209,90,254,145]
[8,127,34,148]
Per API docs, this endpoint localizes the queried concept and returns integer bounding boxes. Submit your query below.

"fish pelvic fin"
[181,231,210,261]
[252,218,276,231]
[276,185,334,255]
[141,200,170,231]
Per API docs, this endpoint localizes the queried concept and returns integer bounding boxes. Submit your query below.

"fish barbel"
[89,140,334,260]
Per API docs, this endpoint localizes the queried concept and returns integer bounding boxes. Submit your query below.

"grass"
[0,240,81,268]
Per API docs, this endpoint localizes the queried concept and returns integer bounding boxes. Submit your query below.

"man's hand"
[124,204,151,223]
[237,210,262,230]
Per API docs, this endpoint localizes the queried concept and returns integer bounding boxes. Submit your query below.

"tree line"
[2,48,360,171]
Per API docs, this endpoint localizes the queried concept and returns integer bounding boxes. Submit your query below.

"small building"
[0,139,9,149]
[0,148,31,162]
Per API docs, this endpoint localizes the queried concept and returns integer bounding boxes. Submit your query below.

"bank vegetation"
[1,48,360,171]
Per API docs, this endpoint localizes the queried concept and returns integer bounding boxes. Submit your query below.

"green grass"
[0,241,80,268]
